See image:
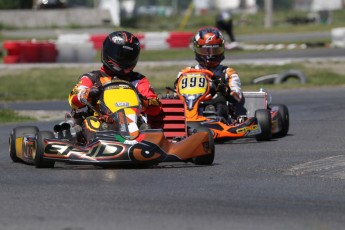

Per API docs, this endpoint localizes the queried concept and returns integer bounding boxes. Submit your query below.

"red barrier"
[166,32,194,48]
[3,40,58,64]
[3,56,20,64]
[89,34,107,50]
[20,42,40,63]
[3,41,21,64]
[3,41,21,56]
[40,42,57,62]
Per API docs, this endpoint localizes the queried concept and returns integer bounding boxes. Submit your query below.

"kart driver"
[68,31,161,142]
[176,27,244,122]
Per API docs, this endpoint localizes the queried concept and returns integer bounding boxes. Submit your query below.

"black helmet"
[193,27,225,68]
[101,31,141,75]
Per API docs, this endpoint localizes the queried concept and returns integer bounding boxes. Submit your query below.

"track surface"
[1,87,345,230]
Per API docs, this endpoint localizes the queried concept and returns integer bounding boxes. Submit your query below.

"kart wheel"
[34,131,55,168]
[192,127,215,165]
[9,126,39,162]
[255,109,272,141]
[269,104,289,138]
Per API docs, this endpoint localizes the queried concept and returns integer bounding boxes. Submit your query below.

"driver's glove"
[216,82,229,97]
[77,87,90,104]
[140,95,161,112]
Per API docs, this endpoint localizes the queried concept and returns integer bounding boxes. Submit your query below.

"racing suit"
[69,66,161,142]
[176,64,244,121]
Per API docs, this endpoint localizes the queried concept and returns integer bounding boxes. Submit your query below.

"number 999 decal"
[178,73,208,95]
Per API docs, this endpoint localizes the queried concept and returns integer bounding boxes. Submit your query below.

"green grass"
[0,61,344,123]
[0,62,344,102]
[232,9,345,35]
[0,68,82,101]
[0,108,36,123]
[140,49,194,61]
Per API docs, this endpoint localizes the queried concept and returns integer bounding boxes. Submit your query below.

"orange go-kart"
[163,69,273,142]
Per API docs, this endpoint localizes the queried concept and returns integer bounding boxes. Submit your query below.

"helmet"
[101,31,141,76]
[193,27,225,68]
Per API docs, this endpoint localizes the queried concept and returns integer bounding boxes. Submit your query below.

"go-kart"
[9,80,215,168]
[164,69,289,142]
[242,89,289,139]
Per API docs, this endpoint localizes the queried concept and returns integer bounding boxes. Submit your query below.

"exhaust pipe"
[53,124,62,132]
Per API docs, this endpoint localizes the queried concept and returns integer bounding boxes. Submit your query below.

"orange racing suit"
[176,64,244,120]
[177,64,242,103]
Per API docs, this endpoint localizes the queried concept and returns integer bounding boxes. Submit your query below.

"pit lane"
[1,87,345,230]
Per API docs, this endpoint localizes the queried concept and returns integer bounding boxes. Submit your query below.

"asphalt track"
[1,87,345,230]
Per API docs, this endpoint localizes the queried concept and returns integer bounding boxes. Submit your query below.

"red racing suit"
[69,66,161,116]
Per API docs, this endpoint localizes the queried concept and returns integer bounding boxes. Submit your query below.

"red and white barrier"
[2,31,194,64]
[89,31,194,50]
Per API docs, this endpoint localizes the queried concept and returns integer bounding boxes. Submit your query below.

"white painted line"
[287,155,345,179]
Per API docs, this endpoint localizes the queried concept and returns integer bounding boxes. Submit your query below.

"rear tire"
[9,126,39,162]
[192,127,215,165]
[269,104,289,138]
[34,131,55,168]
[255,109,272,141]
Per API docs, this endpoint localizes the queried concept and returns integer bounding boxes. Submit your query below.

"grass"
[0,68,82,101]
[0,60,344,123]
[139,49,194,61]
[0,108,36,123]
[232,9,345,35]
[0,62,344,102]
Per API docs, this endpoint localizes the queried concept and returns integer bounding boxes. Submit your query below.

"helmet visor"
[194,45,224,56]
[106,58,136,73]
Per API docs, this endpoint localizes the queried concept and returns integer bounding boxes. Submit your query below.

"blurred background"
[0,0,344,30]
[1,0,345,64]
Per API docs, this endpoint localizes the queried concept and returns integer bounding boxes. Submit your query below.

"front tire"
[192,127,215,165]
[34,131,55,168]
[9,126,39,162]
[255,109,272,141]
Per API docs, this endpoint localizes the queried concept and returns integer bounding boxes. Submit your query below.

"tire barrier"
[252,69,307,85]
[2,32,194,64]
[274,69,307,84]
